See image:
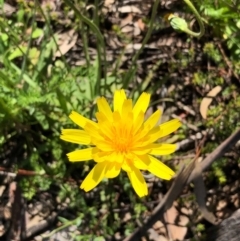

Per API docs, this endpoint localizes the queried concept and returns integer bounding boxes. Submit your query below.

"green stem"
[122,0,160,88]
[19,1,36,88]
[43,216,82,238]
[184,0,205,37]
[80,22,91,68]
[169,0,205,38]
[64,0,107,95]
[36,0,70,73]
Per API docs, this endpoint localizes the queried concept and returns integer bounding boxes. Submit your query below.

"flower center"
[111,126,133,153]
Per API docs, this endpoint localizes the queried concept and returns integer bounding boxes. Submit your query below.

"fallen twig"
[6,181,26,241]
[189,128,240,182]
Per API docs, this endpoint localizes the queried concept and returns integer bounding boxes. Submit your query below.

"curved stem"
[183,0,205,38]
[169,0,205,38]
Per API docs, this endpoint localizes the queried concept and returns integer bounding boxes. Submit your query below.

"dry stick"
[193,164,218,225]
[205,209,240,241]
[217,42,239,81]
[25,212,58,240]
[189,128,240,182]
[6,181,26,241]
[0,167,78,186]
[124,128,240,241]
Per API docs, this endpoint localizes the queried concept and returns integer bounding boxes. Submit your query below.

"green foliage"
[206,87,240,137]
[0,1,108,200]
[212,164,227,184]
[0,0,137,235]
[196,223,205,232]
[203,42,222,63]
[199,0,240,58]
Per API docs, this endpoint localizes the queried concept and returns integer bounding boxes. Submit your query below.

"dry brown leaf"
[153,220,164,230]
[104,0,115,8]
[121,25,134,33]
[0,3,16,16]
[118,6,142,14]
[137,19,145,31]
[193,163,218,225]
[55,30,78,57]
[42,0,57,11]
[120,14,133,28]
[148,229,160,241]
[133,22,141,36]
[200,85,222,119]
[165,205,188,241]
[123,212,131,222]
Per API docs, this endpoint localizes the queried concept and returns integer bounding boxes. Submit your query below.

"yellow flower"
[60,90,181,197]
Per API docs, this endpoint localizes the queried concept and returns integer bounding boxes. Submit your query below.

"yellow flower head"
[60,90,181,197]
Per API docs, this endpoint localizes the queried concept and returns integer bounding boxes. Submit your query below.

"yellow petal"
[144,110,161,130]
[131,146,151,155]
[60,129,91,144]
[114,89,126,113]
[127,166,148,197]
[122,159,132,172]
[120,112,133,135]
[145,119,181,144]
[98,122,114,140]
[149,143,176,155]
[125,112,134,126]
[97,97,113,121]
[80,162,107,191]
[147,155,175,180]
[133,111,144,135]
[132,92,150,120]
[121,99,132,119]
[113,111,121,123]
[69,111,97,129]
[84,122,103,142]
[133,155,150,170]
[95,140,114,152]
[133,126,150,143]
[105,163,121,178]
[158,119,181,138]
[92,151,112,162]
[67,147,97,162]
[132,110,161,144]
[143,126,162,144]
[110,152,124,163]
[96,112,108,123]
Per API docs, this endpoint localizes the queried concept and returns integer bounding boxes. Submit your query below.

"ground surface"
[0,0,240,241]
